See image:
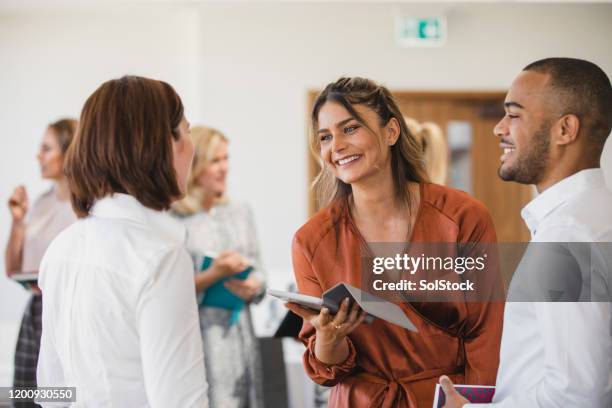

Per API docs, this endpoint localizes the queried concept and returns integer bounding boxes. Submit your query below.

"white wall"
[0,1,611,386]
[0,4,205,384]
[196,0,612,275]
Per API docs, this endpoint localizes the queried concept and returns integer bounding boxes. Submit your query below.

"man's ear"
[385,117,401,146]
[553,114,580,146]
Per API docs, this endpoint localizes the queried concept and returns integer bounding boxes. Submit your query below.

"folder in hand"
[10,271,39,291]
[199,256,252,311]
[268,282,418,331]
[10,272,38,283]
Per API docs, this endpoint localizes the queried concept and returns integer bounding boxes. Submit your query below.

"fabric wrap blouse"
[292,183,504,408]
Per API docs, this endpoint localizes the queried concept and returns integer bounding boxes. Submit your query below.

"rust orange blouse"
[291,183,504,408]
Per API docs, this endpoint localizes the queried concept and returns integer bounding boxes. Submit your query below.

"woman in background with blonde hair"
[173,126,265,408]
[404,117,449,185]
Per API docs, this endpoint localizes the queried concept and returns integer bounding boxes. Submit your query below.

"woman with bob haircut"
[286,77,503,407]
[36,76,208,407]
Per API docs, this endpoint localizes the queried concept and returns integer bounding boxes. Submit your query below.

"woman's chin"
[40,168,64,180]
[334,171,362,186]
[335,177,355,186]
[214,190,225,198]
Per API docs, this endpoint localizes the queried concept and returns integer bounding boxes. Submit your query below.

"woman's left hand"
[224,276,262,302]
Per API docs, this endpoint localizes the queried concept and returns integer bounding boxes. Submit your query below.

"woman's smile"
[335,154,363,167]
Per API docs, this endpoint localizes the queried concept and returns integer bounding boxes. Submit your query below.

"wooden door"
[306,91,532,243]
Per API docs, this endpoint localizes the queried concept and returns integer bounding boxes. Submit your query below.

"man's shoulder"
[542,186,612,241]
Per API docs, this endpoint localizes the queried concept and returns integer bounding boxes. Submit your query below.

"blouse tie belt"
[356,365,463,408]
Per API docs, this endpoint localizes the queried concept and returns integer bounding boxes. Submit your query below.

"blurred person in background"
[172,126,266,408]
[4,118,77,394]
[36,76,208,407]
[404,117,449,185]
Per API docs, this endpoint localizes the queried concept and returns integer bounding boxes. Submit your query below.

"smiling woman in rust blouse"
[286,77,503,408]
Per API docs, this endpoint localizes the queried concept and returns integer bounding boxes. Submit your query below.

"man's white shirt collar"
[520,168,606,237]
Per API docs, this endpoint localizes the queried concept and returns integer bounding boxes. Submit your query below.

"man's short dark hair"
[523,57,612,151]
[65,76,184,217]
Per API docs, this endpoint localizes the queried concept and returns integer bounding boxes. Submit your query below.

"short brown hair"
[48,118,78,154]
[65,75,184,217]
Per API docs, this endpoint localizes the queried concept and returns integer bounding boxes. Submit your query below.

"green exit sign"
[395,16,447,48]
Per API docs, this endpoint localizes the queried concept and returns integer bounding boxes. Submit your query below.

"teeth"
[338,155,360,165]
[504,148,515,155]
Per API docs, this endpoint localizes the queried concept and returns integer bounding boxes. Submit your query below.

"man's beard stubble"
[498,123,551,185]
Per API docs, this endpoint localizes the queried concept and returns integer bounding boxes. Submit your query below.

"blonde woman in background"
[4,119,77,393]
[173,126,265,408]
[404,117,449,185]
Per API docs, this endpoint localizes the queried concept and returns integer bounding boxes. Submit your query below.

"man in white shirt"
[441,58,612,407]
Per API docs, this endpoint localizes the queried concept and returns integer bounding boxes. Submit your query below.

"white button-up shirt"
[468,168,612,407]
[37,193,208,407]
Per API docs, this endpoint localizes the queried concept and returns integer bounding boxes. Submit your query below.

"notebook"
[432,384,495,407]
[10,272,38,283]
[268,282,417,331]
[199,255,252,312]
[10,271,39,290]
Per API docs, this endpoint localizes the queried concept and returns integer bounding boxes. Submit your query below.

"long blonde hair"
[404,117,449,185]
[172,126,229,215]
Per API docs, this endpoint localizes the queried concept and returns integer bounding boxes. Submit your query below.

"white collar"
[520,168,606,236]
[92,193,186,245]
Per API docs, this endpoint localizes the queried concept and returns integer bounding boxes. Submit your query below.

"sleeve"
[468,302,612,407]
[462,299,504,385]
[136,246,209,408]
[36,257,69,407]
[244,204,267,304]
[456,197,498,244]
[458,200,505,385]
[470,225,612,407]
[37,292,68,407]
[36,329,65,385]
[292,235,358,386]
[36,331,68,407]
